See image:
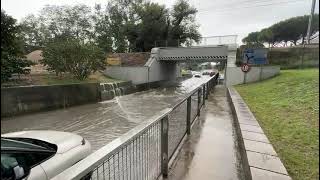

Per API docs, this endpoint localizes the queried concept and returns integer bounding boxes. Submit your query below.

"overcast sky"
[1,0,319,44]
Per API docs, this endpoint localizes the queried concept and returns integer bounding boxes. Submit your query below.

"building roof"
[25,50,43,63]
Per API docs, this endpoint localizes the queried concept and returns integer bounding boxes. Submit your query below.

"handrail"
[52,108,172,180]
[52,73,219,180]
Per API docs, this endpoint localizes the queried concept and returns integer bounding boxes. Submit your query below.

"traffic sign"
[243,48,268,65]
[241,63,250,72]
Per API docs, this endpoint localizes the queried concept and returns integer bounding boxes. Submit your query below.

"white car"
[1,131,92,180]
[194,73,201,78]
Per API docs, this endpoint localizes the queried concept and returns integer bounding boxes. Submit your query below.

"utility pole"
[306,0,316,44]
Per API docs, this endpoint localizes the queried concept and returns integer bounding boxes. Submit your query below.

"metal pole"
[161,116,169,177]
[197,89,201,116]
[244,72,247,84]
[186,97,191,135]
[202,85,206,105]
[205,83,209,99]
[306,0,316,44]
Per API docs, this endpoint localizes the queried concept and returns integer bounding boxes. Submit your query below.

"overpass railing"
[52,73,220,180]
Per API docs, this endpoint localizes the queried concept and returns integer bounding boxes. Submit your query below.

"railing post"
[202,85,206,105]
[161,115,169,178]
[205,83,208,99]
[186,96,191,135]
[197,88,201,116]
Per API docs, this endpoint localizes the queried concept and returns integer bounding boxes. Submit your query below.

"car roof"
[1,138,55,153]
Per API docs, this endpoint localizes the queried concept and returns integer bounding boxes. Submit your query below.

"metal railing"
[153,35,238,48]
[52,73,219,180]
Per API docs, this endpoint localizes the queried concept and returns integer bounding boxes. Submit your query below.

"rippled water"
[1,76,211,151]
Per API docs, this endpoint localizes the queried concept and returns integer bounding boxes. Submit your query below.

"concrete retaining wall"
[104,66,148,85]
[104,62,180,85]
[2,76,184,117]
[1,83,100,117]
[225,66,280,86]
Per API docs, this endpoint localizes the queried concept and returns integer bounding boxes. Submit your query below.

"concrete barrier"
[227,87,291,180]
[1,73,192,117]
[1,83,100,117]
[225,66,280,86]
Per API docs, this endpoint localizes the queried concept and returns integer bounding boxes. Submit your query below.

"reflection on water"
[1,76,211,151]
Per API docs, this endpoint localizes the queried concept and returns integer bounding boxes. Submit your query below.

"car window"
[1,138,49,151]
[1,153,32,180]
[2,152,54,167]
[1,138,57,152]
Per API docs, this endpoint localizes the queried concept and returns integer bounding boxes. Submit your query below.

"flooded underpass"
[1,76,210,151]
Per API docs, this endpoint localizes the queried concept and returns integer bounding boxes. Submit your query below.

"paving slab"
[238,119,260,126]
[242,131,270,143]
[247,151,289,175]
[240,124,264,134]
[227,87,291,180]
[250,167,292,180]
[244,140,277,156]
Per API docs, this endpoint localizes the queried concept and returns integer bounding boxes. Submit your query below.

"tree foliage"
[1,10,34,82]
[170,0,201,46]
[20,4,95,52]
[20,0,201,53]
[41,36,105,80]
[243,14,319,46]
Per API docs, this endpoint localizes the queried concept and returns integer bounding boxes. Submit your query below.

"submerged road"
[1,76,211,151]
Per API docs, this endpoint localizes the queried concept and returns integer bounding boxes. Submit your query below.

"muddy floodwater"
[1,76,211,151]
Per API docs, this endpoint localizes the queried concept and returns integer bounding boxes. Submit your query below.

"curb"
[227,87,292,180]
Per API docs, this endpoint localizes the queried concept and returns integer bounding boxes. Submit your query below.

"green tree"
[125,0,201,51]
[169,0,201,46]
[20,14,47,53]
[258,28,274,47]
[20,4,94,49]
[242,31,264,47]
[41,36,105,80]
[244,14,319,46]
[1,10,34,83]
[126,2,169,52]
[107,2,129,52]
[92,4,113,53]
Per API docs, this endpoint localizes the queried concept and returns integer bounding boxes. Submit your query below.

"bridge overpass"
[104,45,233,85]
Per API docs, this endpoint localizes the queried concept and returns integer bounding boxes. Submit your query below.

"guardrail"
[52,73,219,180]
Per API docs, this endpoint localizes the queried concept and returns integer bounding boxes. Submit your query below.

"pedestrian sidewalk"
[166,86,245,180]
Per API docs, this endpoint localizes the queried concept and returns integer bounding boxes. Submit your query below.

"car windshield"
[1,138,56,153]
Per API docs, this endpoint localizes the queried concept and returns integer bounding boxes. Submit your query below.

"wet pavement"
[167,85,245,180]
[1,76,211,151]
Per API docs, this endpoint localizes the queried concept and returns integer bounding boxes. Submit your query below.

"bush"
[1,10,34,82]
[41,37,105,80]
